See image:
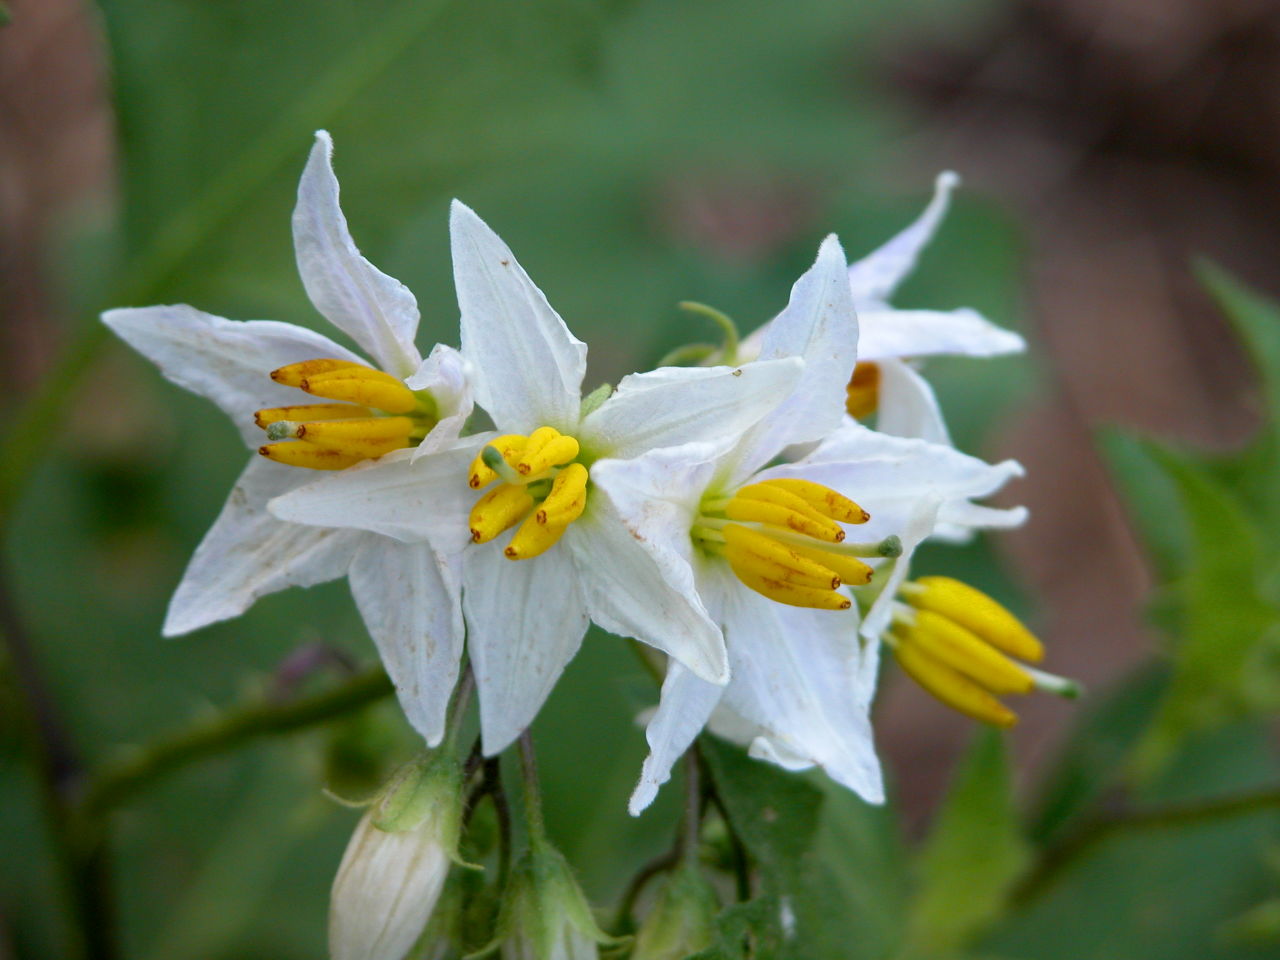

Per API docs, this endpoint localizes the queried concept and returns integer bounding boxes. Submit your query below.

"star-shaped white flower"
[270,201,806,755]
[102,131,474,744]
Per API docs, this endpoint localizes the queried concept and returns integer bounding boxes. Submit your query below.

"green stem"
[678,302,740,366]
[80,666,392,819]
[516,730,546,842]
[681,748,703,867]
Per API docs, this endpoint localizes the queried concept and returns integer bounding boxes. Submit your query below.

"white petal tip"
[628,783,657,817]
[937,170,961,190]
[817,232,846,263]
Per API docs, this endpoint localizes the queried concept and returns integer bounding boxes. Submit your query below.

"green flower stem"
[516,729,547,843]
[682,748,703,867]
[678,302,740,366]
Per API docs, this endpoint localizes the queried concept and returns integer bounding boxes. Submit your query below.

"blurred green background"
[4,0,1280,958]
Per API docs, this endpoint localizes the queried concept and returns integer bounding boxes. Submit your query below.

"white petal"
[629,663,723,816]
[103,306,363,446]
[874,357,950,445]
[450,200,586,433]
[163,457,358,635]
[293,132,422,378]
[705,704,817,771]
[860,496,941,641]
[579,358,802,461]
[464,541,589,755]
[729,235,858,479]
[846,171,958,303]
[572,463,727,684]
[349,536,464,746]
[404,344,475,458]
[268,441,482,546]
[857,307,1025,361]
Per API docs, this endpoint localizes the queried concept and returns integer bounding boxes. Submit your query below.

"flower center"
[887,576,1076,727]
[255,359,437,470]
[692,478,889,611]
[846,362,880,420]
[466,427,587,561]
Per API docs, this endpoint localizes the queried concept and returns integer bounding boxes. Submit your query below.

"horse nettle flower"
[330,753,465,960]
[630,866,718,960]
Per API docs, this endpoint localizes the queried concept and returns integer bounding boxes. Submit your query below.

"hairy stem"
[516,729,546,842]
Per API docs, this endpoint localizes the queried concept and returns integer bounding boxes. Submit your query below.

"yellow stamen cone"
[270,358,361,387]
[725,552,851,610]
[469,483,535,544]
[892,636,1017,727]
[846,362,880,420]
[516,434,580,477]
[468,435,530,489]
[254,403,370,430]
[722,523,841,590]
[258,441,366,471]
[536,463,589,527]
[513,426,561,469]
[785,541,874,586]
[299,374,417,414]
[724,497,844,543]
[282,417,414,459]
[505,514,569,560]
[759,478,869,524]
[907,610,1035,695]
[905,577,1044,663]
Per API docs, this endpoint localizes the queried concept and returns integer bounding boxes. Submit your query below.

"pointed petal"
[349,537,464,746]
[103,306,364,446]
[450,200,586,432]
[572,463,727,684]
[163,458,358,635]
[268,441,482,546]
[857,307,1024,360]
[580,357,802,461]
[464,541,589,754]
[293,131,422,377]
[875,357,951,445]
[404,344,475,458]
[730,234,858,480]
[846,171,958,303]
[629,663,723,815]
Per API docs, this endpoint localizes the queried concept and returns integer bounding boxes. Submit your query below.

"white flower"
[102,131,473,745]
[603,238,1028,814]
[270,201,806,756]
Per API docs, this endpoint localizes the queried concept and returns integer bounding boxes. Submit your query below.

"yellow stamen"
[903,610,1034,695]
[254,403,371,429]
[269,417,414,460]
[903,576,1044,663]
[270,358,361,387]
[468,435,530,489]
[724,496,844,543]
[469,484,535,544]
[516,429,580,477]
[505,514,569,560]
[722,523,840,590]
[785,540,874,586]
[725,553,852,611]
[758,478,868,524]
[891,634,1018,727]
[258,441,366,471]
[299,373,418,414]
[846,362,880,420]
[536,463,588,527]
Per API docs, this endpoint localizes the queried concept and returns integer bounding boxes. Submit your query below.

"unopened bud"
[630,866,718,960]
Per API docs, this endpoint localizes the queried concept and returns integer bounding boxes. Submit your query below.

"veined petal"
[729,234,858,481]
[349,537,464,747]
[268,441,482,546]
[875,357,950,446]
[102,305,363,446]
[846,171,958,303]
[629,663,723,816]
[857,307,1025,361]
[450,200,586,433]
[572,461,727,685]
[580,358,802,462]
[293,131,422,378]
[405,343,475,458]
[464,540,589,755]
[163,457,358,636]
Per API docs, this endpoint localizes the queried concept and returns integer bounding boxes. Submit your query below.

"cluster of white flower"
[104,132,1075,960]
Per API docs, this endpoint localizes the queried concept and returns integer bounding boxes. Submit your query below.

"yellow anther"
[468,435,529,489]
[270,358,361,387]
[725,552,852,611]
[469,484,535,544]
[280,417,414,459]
[258,441,366,471]
[299,373,417,414]
[903,610,1034,696]
[846,362,880,420]
[254,403,370,430]
[722,523,841,591]
[505,514,569,560]
[903,577,1044,663]
[758,478,868,524]
[536,463,589,527]
[785,540,874,586]
[891,636,1017,727]
[724,496,844,543]
[516,431,580,477]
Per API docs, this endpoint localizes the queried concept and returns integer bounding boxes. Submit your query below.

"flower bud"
[630,866,719,960]
[329,752,464,960]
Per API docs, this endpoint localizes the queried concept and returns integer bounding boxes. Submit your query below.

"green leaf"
[903,730,1029,956]
[1199,263,1280,429]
